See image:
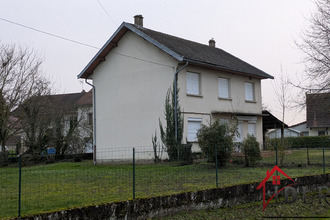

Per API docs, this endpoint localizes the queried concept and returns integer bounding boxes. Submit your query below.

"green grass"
[0,149,329,219]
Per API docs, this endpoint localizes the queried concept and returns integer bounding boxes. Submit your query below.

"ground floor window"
[187,118,202,142]
[248,123,256,137]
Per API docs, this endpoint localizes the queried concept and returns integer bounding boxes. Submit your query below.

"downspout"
[174,61,189,142]
[85,79,97,165]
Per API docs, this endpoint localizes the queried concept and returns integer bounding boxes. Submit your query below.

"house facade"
[306,93,330,136]
[78,15,273,162]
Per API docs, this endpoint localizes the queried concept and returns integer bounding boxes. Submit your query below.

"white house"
[290,121,309,136]
[266,128,301,139]
[78,15,274,163]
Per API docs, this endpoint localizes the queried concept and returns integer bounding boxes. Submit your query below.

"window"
[245,82,254,101]
[218,77,229,99]
[187,118,202,142]
[220,118,229,125]
[70,116,78,129]
[235,122,243,142]
[187,72,200,95]
[88,113,93,126]
[248,123,256,137]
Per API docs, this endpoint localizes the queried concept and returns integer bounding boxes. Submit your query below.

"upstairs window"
[187,72,200,95]
[218,77,230,99]
[245,82,255,101]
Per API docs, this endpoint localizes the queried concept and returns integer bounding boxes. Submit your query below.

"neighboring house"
[75,90,94,153]
[17,90,93,154]
[306,93,330,136]
[78,15,273,162]
[290,121,308,136]
[266,128,301,139]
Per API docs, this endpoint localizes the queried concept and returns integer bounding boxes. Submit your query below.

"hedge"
[266,135,330,149]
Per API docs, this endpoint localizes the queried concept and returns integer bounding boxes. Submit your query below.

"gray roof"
[78,22,274,79]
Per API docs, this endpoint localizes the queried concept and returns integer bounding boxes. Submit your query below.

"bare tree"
[0,43,49,163]
[296,0,330,92]
[272,71,292,166]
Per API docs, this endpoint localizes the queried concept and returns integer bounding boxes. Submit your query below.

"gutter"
[85,79,97,165]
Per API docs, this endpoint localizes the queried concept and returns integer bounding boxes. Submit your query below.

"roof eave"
[124,23,184,62]
[184,59,274,80]
[77,23,129,79]
[77,22,184,79]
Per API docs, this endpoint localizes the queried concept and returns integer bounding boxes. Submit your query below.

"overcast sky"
[0,0,316,125]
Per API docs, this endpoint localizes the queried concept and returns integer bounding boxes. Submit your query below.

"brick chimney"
[134,15,143,27]
[209,38,216,48]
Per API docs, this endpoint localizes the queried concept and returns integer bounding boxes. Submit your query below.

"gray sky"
[0,0,316,125]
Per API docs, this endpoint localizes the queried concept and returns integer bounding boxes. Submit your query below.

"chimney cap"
[134,15,144,27]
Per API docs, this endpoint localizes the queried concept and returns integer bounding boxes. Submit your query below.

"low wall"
[18,173,330,220]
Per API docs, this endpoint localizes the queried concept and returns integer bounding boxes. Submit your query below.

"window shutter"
[218,78,229,98]
[245,82,254,101]
[248,123,256,137]
[187,72,199,95]
[187,118,202,141]
[235,122,243,142]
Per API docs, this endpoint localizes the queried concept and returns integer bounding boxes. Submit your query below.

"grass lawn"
[0,149,329,219]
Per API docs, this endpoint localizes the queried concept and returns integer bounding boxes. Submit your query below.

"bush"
[243,135,261,167]
[197,120,234,166]
[266,135,330,149]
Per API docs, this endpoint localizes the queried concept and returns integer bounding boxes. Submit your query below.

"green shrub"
[243,134,262,167]
[266,135,330,149]
[197,120,234,166]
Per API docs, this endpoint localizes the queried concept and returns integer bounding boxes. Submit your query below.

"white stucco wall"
[92,31,177,161]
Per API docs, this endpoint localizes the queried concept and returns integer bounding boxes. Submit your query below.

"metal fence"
[0,141,329,219]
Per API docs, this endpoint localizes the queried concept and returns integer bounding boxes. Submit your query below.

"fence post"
[323,140,325,174]
[133,148,135,200]
[18,155,22,217]
[215,144,218,188]
[275,142,278,166]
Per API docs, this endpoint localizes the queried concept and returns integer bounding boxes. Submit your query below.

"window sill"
[218,97,232,101]
[186,94,203,98]
[245,100,257,103]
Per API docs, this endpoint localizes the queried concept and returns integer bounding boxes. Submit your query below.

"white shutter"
[245,82,254,101]
[248,123,256,137]
[187,72,199,95]
[187,118,202,142]
[218,78,229,98]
